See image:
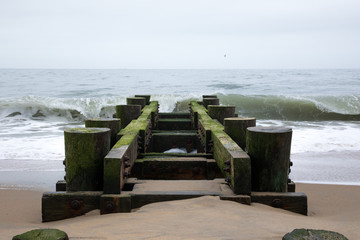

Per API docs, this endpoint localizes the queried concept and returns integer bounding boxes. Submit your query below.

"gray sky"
[1,0,360,69]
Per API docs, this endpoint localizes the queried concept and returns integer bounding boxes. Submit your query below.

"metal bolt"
[225,177,231,183]
[124,161,131,168]
[224,167,231,173]
[290,161,293,167]
[123,172,130,177]
[123,155,130,162]
[224,159,231,165]
[70,200,81,210]
[105,201,115,211]
[272,198,282,208]
[63,159,66,165]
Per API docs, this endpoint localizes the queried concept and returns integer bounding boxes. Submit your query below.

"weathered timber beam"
[104,132,139,194]
[212,130,251,195]
[42,191,102,222]
[104,102,158,194]
[130,157,221,180]
[100,194,131,214]
[190,101,251,195]
[251,192,308,215]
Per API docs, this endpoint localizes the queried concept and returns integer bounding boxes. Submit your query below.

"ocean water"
[0,69,359,189]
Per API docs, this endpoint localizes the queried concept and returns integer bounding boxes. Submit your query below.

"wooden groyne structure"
[42,95,307,222]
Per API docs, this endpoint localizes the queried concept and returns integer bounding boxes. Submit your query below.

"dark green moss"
[12,228,68,240]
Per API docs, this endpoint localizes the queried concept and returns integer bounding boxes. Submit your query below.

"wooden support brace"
[42,191,102,222]
[251,192,308,215]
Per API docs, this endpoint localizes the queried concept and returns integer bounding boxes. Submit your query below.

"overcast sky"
[1,0,360,69]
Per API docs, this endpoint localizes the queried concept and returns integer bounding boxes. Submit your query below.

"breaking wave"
[1,94,360,122]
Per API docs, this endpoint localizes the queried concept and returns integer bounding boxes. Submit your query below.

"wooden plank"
[251,192,308,215]
[42,191,102,222]
[140,157,209,180]
[157,118,192,130]
[151,131,199,153]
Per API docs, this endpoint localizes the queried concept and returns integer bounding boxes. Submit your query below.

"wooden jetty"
[42,95,307,222]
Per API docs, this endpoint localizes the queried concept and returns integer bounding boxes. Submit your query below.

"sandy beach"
[0,183,359,239]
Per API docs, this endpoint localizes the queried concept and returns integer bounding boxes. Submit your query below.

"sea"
[0,69,359,190]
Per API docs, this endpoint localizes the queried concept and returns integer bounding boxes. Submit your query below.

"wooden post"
[224,117,256,150]
[116,105,142,129]
[203,98,219,109]
[202,95,217,99]
[246,126,292,192]
[64,128,111,191]
[127,97,146,109]
[207,105,235,124]
[135,95,151,105]
[85,118,121,148]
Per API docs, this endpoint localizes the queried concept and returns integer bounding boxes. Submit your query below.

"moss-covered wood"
[203,98,219,109]
[42,191,102,222]
[115,105,142,129]
[190,101,251,195]
[12,229,69,240]
[85,118,121,147]
[212,130,251,194]
[135,95,151,105]
[247,126,292,192]
[126,97,146,109]
[283,229,348,240]
[224,117,256,150]
[207,105,236,125]
[64,128,110,191]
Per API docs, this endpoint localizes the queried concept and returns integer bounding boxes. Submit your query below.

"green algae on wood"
[64,127,110,191]
[116,105,142,129]
[212,130,251,195]
[12,228,69,240]
[85,118,121,148]
[282,229,348,240]
[247,126,292,192]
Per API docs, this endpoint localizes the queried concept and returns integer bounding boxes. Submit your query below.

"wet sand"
[1,183,359,239]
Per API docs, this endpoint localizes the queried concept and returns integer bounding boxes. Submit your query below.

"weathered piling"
[64,128,111,191]
[116,105,142,129]
[203,98,220,109]
[207,105,236,124]
[135,95,151,105]
[224,117,256,150]
[85,118,121,147]
[126,97,146,109]
[202,95,217,99]
[246,126,292,192]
